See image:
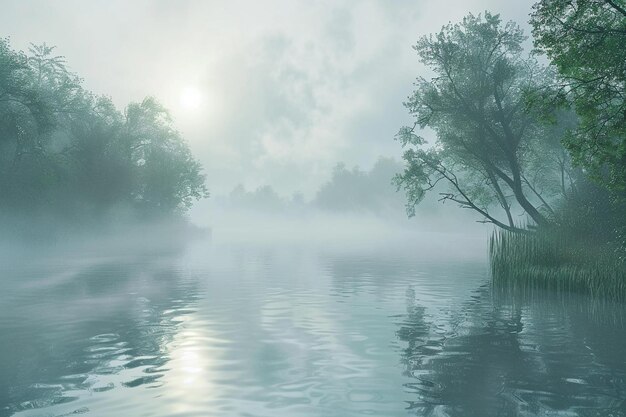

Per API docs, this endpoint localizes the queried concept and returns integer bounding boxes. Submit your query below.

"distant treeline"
[0,40,208,228]
[224,157,452,217]
[225,158,406,215]
[313,158,406,213]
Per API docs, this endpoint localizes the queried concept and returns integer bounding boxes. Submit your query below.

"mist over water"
[2,0,626,416]
[194,205,488,253]
[2,227,626,417]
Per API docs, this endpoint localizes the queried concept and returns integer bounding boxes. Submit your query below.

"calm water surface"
[1,237,625,417]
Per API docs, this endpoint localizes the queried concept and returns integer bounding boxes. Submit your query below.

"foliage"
[0,38,208,224]
[224,158,419,215]
[395,13,571,233]
[228,184,286,211]
[531,0,626,192]
[313,157,406,213]
[490,228,626,302]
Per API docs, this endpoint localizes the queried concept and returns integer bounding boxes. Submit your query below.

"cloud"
[0,0,536,198]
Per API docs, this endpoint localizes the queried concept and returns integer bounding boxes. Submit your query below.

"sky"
[1,0,535,198]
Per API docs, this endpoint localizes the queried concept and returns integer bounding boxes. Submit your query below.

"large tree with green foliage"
[531,0,626,192]
[395,13,572,233]
[0,38,208,223]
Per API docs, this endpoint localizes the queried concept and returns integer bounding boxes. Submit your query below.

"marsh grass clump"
[490,229,626,302]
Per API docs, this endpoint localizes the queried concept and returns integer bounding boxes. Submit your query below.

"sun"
[179,86,203,111]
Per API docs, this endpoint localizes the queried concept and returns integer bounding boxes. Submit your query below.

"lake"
[1,234,625,417]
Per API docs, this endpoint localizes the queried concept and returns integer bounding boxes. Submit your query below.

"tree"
[122,98,208,214]
[395,13,570,233]
[0,40,82,209]
[0,38,208,224]
[314,163,369,211]
[531,0,626,192]
[227,184,285,211]
[313,158,407,213]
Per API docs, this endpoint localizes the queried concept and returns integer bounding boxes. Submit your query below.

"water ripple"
[1,243,625,417]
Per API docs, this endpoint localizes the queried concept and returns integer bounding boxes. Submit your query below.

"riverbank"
[489,229,626,302]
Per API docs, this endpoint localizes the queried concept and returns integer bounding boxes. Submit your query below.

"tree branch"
[605,0,626,17]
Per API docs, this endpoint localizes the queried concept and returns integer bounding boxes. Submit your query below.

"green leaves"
[395,125,424,147]
[0,39,208,220]
[396,12,564,231]
[531,0,626,192]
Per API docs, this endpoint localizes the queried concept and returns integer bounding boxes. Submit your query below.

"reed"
[490,229,626,302]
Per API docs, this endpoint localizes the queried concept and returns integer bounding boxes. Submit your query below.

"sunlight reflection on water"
[1,237,625,417]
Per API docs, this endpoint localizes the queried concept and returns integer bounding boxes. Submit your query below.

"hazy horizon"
[1,0,535,207]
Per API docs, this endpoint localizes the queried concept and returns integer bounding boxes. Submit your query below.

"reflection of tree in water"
[496,286,626,415]
[0,251,200,416]
[397,286,527,416]
[396,288,431,375]
[396,285,626,417]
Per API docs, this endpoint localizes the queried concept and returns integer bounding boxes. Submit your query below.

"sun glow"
[179,86,204,111]
[165,316,219,414]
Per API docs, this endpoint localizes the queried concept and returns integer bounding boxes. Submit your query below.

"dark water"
[1,238,625,417]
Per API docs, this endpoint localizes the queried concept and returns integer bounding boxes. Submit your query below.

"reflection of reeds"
[492,279,626,327]
[489,229,626,303]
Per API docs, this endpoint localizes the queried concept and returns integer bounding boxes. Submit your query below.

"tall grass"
[490,229,626,302]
